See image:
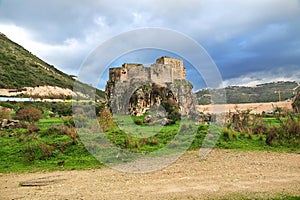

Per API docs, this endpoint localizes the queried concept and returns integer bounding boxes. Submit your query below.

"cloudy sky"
[0,0,300,90]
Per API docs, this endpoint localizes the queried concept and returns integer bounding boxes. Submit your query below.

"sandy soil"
[0,149,299,200]
[197,101,293,114]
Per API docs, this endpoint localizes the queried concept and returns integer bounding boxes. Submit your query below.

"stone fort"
[108,56,186,84]
[106,56,195,116]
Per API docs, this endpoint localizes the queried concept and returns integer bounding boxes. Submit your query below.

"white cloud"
[0,0,300,88]
[0,24,86,74]
[94,16,108,27]
[222,66,300,87]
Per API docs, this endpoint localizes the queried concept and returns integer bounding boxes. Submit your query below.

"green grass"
[215,133,298,152]
[35,118,63,128]
[0,118,102,173]
[1,115,299,173]
[264,117,280,124]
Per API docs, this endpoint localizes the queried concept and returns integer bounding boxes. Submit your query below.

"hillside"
[196,81,300,105]
[0,33,104,99]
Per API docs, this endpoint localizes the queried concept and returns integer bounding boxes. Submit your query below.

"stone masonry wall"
[105,57,195,116]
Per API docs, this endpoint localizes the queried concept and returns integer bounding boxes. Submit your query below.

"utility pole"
[274,90,281,102]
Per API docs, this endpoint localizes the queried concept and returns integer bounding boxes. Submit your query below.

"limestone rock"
[1,119,19,128]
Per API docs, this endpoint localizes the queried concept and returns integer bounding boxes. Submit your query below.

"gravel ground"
[0,149,299,199]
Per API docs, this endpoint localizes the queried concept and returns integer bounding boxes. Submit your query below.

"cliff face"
[292,91,300,113]
[105,57,196,117]
[128,83,179,116]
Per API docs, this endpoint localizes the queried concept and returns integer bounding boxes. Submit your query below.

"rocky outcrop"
[128,83,179,116]
[0,86,88,99]
[1,119,19,128]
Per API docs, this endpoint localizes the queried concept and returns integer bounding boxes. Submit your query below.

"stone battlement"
[108,56,186,84]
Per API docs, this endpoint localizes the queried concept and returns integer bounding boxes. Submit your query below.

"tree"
[16,107,42,124]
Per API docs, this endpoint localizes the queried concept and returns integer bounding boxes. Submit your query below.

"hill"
[196,81,300,104]
[0,32,104,100]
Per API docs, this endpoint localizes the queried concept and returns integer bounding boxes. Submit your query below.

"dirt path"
[197,101,293,114]
[1,149,299,199]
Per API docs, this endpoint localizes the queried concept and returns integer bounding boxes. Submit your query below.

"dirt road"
[1,149,299,199]
[197,101,293,114]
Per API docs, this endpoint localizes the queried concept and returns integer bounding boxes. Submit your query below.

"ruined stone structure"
[105,56,195,116]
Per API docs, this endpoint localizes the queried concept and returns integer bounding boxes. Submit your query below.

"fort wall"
[108,56,186,84]
[106,57,195,116]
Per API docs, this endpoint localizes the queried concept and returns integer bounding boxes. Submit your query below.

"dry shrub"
[16,107,42,124]
[98,107,116,132]
[0,106,12,120]
[27,125,41,133]
[61,116,75,127]
[60,126,78,145]
[25,142,53,162]
[266,126,278,146]
[266,113,300,146]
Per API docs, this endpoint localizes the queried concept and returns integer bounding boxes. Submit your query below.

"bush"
[24,142,53,162]
[134,119,143,125]
[16,107,42,124]
[168,110,181,123]
[222,128,231,140]
[62,116,75,127]
[265,114,300,147]
[27,125,41,133]
[98,107,116,132]
[60,126,78,145]
[0,106,12,120]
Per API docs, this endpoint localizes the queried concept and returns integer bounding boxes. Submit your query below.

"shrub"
[24,142,53,162]
[16,107,42,124]
[134,119,143,125]
[266,126,278,146]
[0,106,12,120]
[180,124,188,132]
[146,139,159,146]
[60,126,78,145]
[168,110,181,123]
[27,125,41,133]
[222,127,232,141]
[98,107,116,132]
[251,124,267,135]
[62,116,75,127]
[269,114,300,147]
[73,114,89,128]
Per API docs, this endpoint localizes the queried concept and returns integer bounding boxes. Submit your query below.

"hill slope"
[0,32,104,99]
[196,81,300,104]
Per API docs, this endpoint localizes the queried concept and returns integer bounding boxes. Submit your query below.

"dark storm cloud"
[0,0,299,87]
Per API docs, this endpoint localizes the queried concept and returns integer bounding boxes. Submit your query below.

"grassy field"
[0,123,102,173]
[0,115,299,173]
